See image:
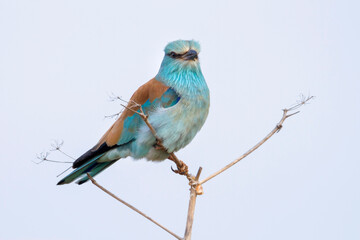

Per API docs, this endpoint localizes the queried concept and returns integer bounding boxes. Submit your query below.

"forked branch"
[199,95,314,185]
[42,94,313,240]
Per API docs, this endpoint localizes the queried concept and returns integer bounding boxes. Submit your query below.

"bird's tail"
[57,154,116,185]
[76,161,117,185]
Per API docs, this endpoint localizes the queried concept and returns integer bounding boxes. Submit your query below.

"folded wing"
[57,78,180,185]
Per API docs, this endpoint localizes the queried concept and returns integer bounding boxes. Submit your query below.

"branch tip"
[286,94,314,112]
[195,167,202,181]
[286,111,300,118]
[199,93,313,185]
[50,139,64,151]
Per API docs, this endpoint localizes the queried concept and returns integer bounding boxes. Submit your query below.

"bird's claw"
[170,160,189,176]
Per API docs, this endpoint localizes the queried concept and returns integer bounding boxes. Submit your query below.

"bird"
[57,40,210,185]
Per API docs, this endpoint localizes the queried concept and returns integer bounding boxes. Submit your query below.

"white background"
[1,0,359,239]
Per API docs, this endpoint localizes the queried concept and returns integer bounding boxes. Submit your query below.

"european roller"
[57,40,210,185]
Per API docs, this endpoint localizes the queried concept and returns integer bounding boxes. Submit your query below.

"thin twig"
[56,149,75,160]
[33,158,73,164]
[199,95,314,185]
[86,173,182,240]
[50,140,76,160]
[38,158,73,164]
[108,92,124,102]
[104,111,123,119]
[34,152,73,164]
[56,166,73,177]
[120,103,159,138]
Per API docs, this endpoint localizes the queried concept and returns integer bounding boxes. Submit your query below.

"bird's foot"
[170,158,189,176]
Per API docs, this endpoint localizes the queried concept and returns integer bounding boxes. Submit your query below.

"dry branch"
[199,95,314,185]
[101,94,313,239]
[41,94,313,239]
[35,152,73,164]
[87,173,182,240]
[184,167,202,240]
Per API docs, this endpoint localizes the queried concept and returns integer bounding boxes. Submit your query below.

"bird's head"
[156,40,208,97]
[164,40,200,63]
[157,40,202,78]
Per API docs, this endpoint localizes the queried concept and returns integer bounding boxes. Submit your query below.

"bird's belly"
[135,99,209,161]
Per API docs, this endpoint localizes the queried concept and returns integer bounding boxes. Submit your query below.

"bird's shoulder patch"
[160,87,180,108]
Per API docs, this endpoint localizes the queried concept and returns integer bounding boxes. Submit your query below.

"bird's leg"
[153,140,190,177]
[168,154,189,176]
[154,140,167,151]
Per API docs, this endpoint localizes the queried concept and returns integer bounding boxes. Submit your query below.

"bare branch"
[104,110,123,119]
[87,173,182,240]
[287,94,314,112]
[48,93,313,240]
[56,166,73,177]
[184,167,202,240]
[34,152,73,164]
[49,140,76,160]
[105,94,129,119]
[109,94,139,108]
[107,92,123,102]
[199,95,314,185]
[50,139,64,150]
[34,141,74,178]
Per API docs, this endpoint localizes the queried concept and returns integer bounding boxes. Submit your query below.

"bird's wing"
[72,78,180,168]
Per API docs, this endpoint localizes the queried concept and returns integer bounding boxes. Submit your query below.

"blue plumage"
[58,40,210,185]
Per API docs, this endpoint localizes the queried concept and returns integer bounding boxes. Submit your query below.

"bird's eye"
[168,51,177,58]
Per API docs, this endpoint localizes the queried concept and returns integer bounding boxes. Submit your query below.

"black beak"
[183,49,198,61]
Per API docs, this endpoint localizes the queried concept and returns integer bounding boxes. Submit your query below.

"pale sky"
[1,0,359,239]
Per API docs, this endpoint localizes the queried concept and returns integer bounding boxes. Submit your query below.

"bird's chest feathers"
[151,95,209,154]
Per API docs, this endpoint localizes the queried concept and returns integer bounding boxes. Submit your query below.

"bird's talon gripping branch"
[170,166,177,173]
[177,160,189,175]
[169,159,189,176]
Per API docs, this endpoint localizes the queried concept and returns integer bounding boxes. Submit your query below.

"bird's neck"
[155,64,209,99]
